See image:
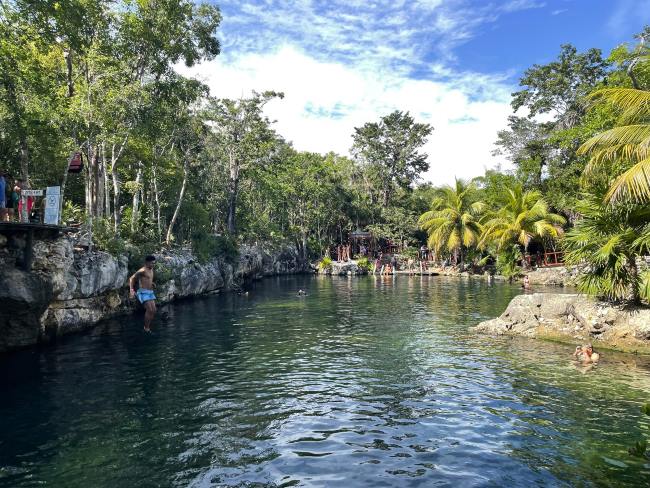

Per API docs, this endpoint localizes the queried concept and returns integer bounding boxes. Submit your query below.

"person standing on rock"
[129,255,157,332]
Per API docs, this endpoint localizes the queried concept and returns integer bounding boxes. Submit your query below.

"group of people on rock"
[336,243,352,262]
[0,170,34,223]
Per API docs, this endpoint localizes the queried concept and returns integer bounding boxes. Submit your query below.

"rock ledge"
[473,293,650,353]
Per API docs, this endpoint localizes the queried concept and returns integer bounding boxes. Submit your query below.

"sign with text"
[44,186,61,225]
[22,189,44,197]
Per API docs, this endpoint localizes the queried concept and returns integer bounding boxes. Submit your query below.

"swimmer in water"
[297,289,307,297]
[573,344,600,364]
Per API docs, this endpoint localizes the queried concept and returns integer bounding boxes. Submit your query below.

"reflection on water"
[1,275,649,487]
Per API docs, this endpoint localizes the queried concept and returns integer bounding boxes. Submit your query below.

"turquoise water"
[1,275,649,487]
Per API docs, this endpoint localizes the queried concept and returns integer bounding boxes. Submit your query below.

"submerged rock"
[473,293,650,353]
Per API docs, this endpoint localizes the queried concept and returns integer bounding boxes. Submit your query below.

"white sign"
[23,189,44,197]
[44,186,61,225]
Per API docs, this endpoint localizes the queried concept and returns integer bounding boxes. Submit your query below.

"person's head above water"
[144,255,156,269]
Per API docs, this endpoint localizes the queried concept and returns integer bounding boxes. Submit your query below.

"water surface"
[1,275,649,487]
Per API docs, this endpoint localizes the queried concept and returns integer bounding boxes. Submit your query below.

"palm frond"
[605,157,650,203]
[587,88,650,123]
[578,125,650,156]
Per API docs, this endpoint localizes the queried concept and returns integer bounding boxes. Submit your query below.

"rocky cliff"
[473,293,650,353]
[0,235,309,352]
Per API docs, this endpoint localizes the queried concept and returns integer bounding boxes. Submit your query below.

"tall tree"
[418,179,484,265]
[512,44,610,127]
[480,184,565,252]
[352,110,432,207]
[204,92,283,235]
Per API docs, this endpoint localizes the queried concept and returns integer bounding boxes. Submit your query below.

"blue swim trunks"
[136,288,156,304]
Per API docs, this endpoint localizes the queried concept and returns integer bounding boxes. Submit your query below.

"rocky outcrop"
[236,244,307,280]
[523,266,581,287]
[0,268,53,351]
[0,235,310,352]
[474,293,650,353]
[318,260,369,276]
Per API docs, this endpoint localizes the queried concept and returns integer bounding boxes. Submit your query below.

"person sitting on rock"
[573,344,600,363]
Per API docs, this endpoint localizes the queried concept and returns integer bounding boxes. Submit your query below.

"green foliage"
[418,179,484,263]
[351,110,433,207]
[61,201,84,225]
[318,256,333,271]
[496,245,522,281]
[191,233,238,264]
[401,246,419,259]
[480,183,565,252]
[92,218,126,257]
[356,256,373,272]
[563,192,650,303]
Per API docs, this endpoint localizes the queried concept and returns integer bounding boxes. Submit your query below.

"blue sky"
[180,0,650,184]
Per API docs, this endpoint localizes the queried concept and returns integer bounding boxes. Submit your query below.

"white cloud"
[177,45,515,186]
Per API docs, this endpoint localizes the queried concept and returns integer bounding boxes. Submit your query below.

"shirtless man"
[129,255,157,332]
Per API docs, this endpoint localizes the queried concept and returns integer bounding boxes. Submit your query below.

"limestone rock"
[320,260,368,276]
[0,267,53,352]
[0,234,309,352]
[474,293,650,352]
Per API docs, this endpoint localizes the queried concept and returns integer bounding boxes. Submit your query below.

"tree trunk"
[96,142,105,219]
[226,150,240,235]
[166,158,189,245]
[131,162,143,234]
[111,158,120,232]
[152,164,162,242]
[628,255,641,305]
[110,135,129,234]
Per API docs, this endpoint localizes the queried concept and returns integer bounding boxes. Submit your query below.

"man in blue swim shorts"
[129,255,157,332]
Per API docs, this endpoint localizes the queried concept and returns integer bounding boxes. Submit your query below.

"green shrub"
[92,218,126,257]
[191,232,238,264]
[356,256,373,272]
[401,247,419,260]
[61,201,85,226]
[318,256,333,271]
[496,244,522,281]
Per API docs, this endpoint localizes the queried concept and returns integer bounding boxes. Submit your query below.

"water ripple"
[1,275,650,487]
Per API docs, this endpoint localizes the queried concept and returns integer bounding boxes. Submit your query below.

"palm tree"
[418,179,485,265]
[480,184,565,253]
[563,192,650,303]
[578,87,650,203]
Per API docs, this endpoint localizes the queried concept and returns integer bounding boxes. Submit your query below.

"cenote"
[1,276,650,487]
